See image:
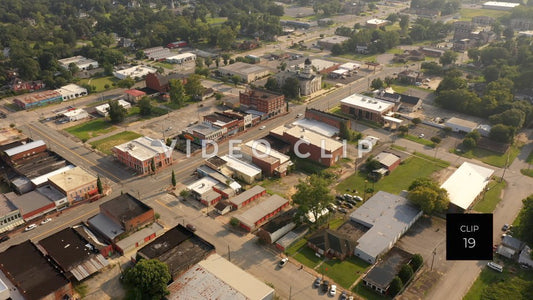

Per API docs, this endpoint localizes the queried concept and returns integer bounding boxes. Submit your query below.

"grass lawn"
[472,180,507,213]
[455,144,521,168]
[285,238,307,256]
[127,105,169,119]
[339,53,379,63]
[154,62,175,69]
[459,8,510,21]
[293,246,323,269]
[464,265,533,300]
[320,257,371,289]
[353,282,390,300]
[520,169,533,177]
[78,76,118,92]
[293,157,327,174]
[89,131,142,155]
[336,156,447,195]
[391,144,407,151]
[206,16,227,24]
[65,119,116,142]
[413,152,450,168]
[526,149,533,164]
[328,217,345,230]
[402,134,435,148]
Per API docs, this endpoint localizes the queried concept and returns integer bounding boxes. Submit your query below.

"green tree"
[411,254,423,271]
[503,26,514,40]
[292,174,334,224]
[436,76,467,94]
[399,14,410,34]
[97,175,103,194]
[282,77,300,99]
[398,125,409,135]
[265,77,280,92]
[331,44,343,55]
[371,78,384,90]
[439,50,458,66]
[365,159,382,173]
[462,137,477,150]
[389,277,403,297]
[443,127,453,136]
[169,79,186,107]
[138,97,152,116]
[184,74,205,100]
[117,77,135,89]
[515,195,533,245]
[431,136,442,145]
[466,130,481,142]
[407,178,450,214]
[489,124,515,143]
[171,170,176,187]
[124,259,171,300]
[412,117,422,126]
[108,100,127,124]
[151,158,156,173]
[489,109,526,128]
[230,75,241,86]
[399,264,414,284]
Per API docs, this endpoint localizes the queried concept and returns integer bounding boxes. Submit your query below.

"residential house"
[307,229,356,260]
[362,247,413,295]
[124,89,147,103]
[374,152,401,173]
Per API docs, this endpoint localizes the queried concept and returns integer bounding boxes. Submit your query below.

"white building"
[366,19,390,29]
[339,62,361,71]
[55,84,88,101]
[350,191,422,264]
[444,117,478,133]
[220,155,262,184]
[62,108,89,122]
[58,56,99,70]
[218,62,270,83]
[166,53,196,64]
[95,99,132,117]
[440,162,494,211]
[113,66,157,80]
[482,1,520,10]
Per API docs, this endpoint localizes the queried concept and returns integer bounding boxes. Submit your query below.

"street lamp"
[363,180,368,201]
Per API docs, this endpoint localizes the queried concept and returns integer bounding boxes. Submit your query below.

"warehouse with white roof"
[440,162,494,211]
[350,191,422,263]
[340,94,395,124]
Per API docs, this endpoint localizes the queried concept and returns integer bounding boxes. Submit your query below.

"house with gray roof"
[350,191,422,263]
[307,229,356,260]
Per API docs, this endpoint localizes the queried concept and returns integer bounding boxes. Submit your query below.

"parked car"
[186,224,197,232]
[418,133,425,138]
[336,199,343,205]
[278,257,288,268]
[487,262,503,272]
[344,202,354,209]
[296,113,303,118]
[25,224,37,231]
[346,199,357,205]
[501,224,510,231]
[340,291,348,300]
[343,194,353,200]
[314,277,321,288]
[336,194,344,200]
[329,284,337,296]
[321,280,330,292]
[0,236,9,243]
[40,218,52,225]
[338,207,348,214]
[259,125,266,130]
[353,195,363,202]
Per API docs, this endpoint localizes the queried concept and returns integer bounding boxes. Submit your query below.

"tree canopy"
[514,195,533,246]
[408,178,450,214]
[292,174,334,225]
[107,100,127,124]
[124,259,171,300]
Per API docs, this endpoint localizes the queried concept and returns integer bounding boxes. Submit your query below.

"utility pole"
[228,244,231,262]
[289,286,292,300]
[431,248,437,271]
[500,149,510,182]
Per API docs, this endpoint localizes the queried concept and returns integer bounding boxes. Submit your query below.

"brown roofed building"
[48,166,98,204]
[145,73,185,93]
[0,240,73,300]
[239,89,287,118]
[100,193,154,232]
[13,90,63,110]
[307,229,356,260]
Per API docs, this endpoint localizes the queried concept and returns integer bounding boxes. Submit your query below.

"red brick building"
[305,108,351,131]
[100,193,155,232]
[203,113,241,136]
[112,136,173,175]
[145,73,185,93]
[235,194,289,232]
[228,185,266,210]
[270,126,345,167]
[239,89,287,118]
[3,140,47,163]
[124,89,146,103]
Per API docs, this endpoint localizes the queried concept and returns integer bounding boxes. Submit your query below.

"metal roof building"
[440,162,494,210]
[167,253,274,300]
[235,194,289,231]
[350,191,422,264]
[4,140,45,157]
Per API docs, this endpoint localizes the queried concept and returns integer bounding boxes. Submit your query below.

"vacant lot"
[90,131,142,155]
[65,119,116,142]
[320,257,370,289]
[459,8,510,21]
[336,155,448,195]
[472,179,507,213]
[455,144,521,168]
[78,76,118,92]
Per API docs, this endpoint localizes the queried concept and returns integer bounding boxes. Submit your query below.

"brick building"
[3,139,47,163]
[244,140,293,177]
[270,126,345,167]
[48,166,98,204]
[124,89,147,103]
[203,113,241,136]
[305,108,351,130]
[100,193,155,232]
[112,136,174,175]
[228,185,266,210]
[239,89,287,118]
[13,90,63,109]
[340,94,395,123]
[235,194,290,232]
[145,73,185,93]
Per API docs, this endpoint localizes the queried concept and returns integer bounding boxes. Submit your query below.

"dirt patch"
[398,269,443,300]
[336,221,368,242]
[516,132,528,145]
[430,166,456,185]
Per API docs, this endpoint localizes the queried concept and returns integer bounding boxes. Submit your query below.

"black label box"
[446,213,493,260]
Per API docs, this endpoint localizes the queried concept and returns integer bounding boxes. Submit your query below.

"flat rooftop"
[236,194,289,229]
[4,140,45,157]
[137,225,215,276]
[115,223,164,251]
[4,191,54,216]
[219,62,268,75]
[87,213,125,241]
[38,228,109,281]
[0,128,25,146]
[445,117,478,129]
[292,119,339,137]
[363,247,412,289]
[350,191,422,261]
[48,166,96,191]
[483,1,520,8]
[319,35,349,44]
[187,176,219,195]
[340,93,394,113]
[0,241,70,300]
[114,136,172,162]
[36,185,66,202]
[221,155,262,177]
[167,253,273,300]
[244,140,291,164]
[282,125,344,152]
[229,185,266,207]
[440,162,494,210]
[100,193,152,221]
[188,122,223,136]
[31,165,75,186]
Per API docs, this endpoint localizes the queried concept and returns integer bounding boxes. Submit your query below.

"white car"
[278,257,288,268]
[418,133,425,138]
[259,125,266,130]
[25,224,37,231]
[40,218,52,225]
[329,284,337,296]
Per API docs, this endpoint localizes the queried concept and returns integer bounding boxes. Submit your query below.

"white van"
[487,262,503,272]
